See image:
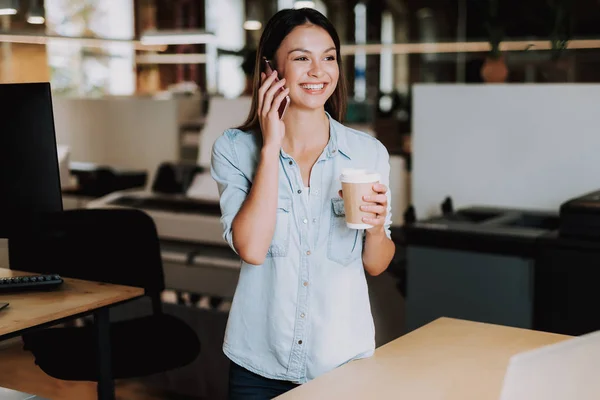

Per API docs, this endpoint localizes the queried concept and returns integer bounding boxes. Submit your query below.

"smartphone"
[263,58,290,120]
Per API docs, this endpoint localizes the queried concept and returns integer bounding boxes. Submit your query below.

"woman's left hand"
[339,183,388,234]
[360,183,388,234]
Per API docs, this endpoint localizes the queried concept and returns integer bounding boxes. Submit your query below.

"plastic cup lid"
[340,168,380,183]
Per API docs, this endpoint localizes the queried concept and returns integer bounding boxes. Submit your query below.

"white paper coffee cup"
[340,168,381,229]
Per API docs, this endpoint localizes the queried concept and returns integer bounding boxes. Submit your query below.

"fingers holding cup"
[339,169,381,230]
[361,183,388,228]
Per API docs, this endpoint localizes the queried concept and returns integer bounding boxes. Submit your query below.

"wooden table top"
[0,268,144,338]
[277,317,571,400]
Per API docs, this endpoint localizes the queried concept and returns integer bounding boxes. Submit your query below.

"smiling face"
[274,24,339,112]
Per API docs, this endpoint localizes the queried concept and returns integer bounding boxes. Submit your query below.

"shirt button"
[297,189,302,194]
[306,250,311,255]
[303,281,308,287]
[302,218,308,224]
[300,313,305,318]
[312,218,317,223]
[298,340,303,345]
[288,160,293,165]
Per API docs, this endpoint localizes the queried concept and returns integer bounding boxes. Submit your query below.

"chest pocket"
[328,198,362,266]
[266,197,292,257]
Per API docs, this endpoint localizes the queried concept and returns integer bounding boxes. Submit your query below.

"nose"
[308,60,325,78]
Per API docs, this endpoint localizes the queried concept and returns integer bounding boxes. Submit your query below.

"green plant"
[484,0,504,59]
[547,0,573,61]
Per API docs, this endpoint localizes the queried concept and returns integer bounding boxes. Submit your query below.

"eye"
[294,56,309,61]
[325,55,336,61]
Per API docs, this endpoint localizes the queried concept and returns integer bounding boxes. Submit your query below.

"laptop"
[499,329,600,400]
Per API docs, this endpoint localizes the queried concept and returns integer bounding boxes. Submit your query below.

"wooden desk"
[0,268,144,400]
[278,317,571,400]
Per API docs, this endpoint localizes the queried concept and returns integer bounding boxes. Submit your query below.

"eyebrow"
[288,46,337,55]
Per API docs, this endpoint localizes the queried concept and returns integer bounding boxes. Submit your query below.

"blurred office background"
[1,0,600,399]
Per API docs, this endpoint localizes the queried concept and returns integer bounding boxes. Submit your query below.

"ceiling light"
[27,15,44,24]
[0,31,166,51]
[27,0,44,24]
[294,1,315,9]
[0,0,17,15]
[243,20,262,30]
[245,0,262,30]
[140,29,215,45]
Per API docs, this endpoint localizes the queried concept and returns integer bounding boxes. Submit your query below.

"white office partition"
[412,84,600,218]
[389,154,409,226]
[197,96,252,168]
[500,330,600,400]
[52,95,201,177]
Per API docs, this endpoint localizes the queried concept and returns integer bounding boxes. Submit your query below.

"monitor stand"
[7,237,48,274]
[6,213,55,274]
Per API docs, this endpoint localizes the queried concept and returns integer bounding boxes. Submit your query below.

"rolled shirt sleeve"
[375,140,393,240]
[210,130,250,254]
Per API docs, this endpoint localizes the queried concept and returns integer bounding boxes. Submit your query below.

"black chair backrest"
[9,208,165,299]
[151,162,204,194]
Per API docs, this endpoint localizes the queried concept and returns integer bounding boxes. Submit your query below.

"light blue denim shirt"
[210,112,392,384]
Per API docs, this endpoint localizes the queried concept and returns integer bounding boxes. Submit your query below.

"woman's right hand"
[257,70,290,149]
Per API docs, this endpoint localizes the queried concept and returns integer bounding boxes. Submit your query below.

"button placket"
[289,262,310,378]
[290,152,320,380]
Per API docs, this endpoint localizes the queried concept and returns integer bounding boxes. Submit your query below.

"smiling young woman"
[211,7,396,399]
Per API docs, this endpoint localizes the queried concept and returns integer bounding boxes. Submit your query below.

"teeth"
[301,84,324,90]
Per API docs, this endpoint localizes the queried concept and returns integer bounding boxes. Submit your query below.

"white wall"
[412,84,600,218]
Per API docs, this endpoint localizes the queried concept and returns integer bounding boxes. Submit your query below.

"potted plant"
[480,0,508,83]
[542,0,573,81]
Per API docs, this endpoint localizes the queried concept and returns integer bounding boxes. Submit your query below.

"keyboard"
[0,274,64,292]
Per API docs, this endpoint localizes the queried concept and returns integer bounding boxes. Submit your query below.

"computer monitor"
[0,82,63,269]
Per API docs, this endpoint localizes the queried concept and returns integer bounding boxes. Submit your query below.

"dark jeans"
[228,361,300,400]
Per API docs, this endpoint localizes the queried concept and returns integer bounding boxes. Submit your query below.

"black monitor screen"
[0,82,63,238]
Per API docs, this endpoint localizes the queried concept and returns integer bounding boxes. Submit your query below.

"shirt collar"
[279,111,353,160]
[326,111,352,160]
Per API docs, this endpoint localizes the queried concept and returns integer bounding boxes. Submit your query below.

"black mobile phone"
[263,58,290,120]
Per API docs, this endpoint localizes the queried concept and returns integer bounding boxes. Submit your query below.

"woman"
[211,7,396,399]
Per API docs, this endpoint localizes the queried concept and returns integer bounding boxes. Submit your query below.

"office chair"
[18,208,200,381]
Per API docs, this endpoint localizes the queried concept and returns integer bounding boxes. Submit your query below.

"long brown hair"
[236,8,347,133]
